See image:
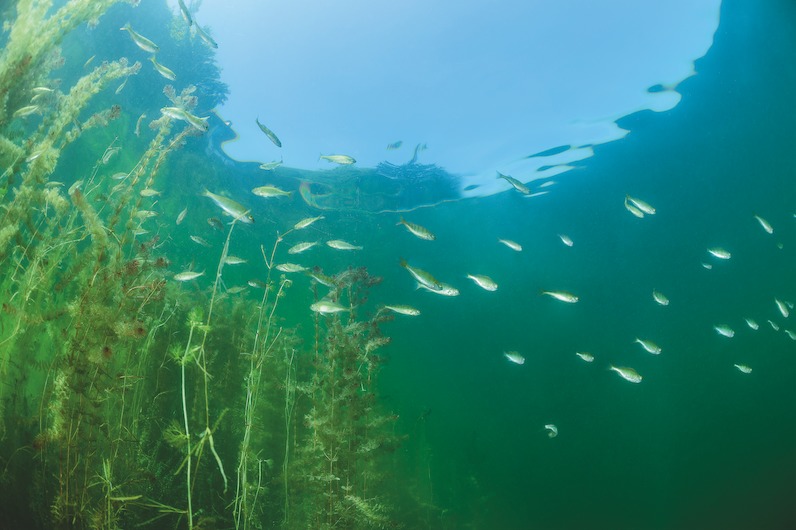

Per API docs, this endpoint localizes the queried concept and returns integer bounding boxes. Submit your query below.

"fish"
[707,247,731,259]
[498,239,522,252]
[625,195,656,215]
[223,255,247,265]
[504,351,525,365]
[785,329,796,340]
[275,263,308,273]
[386,141,403,150]
[384,305,421,316]
[294,216,324,230]
[13,105,40,118]
[149,56,176,80]
[398,217,436,240]
[327,239,362,251]
[161,106,208,132]
[135,210,158,219]
[496,171,530,194]
[177,0,193,26]
[252,185,291,198]
[624,197,646,218]
[541,290,578,303]
[652,290,669,306]
[575,352,594,362]
[248,279,266,289]
[190,235,211,247]
[211,216,225,231]
[701,262,713,270]
[255,117,282,148]
[753,214,773,234]
[467,274,498,291]
[320,154,356,165]
[310,300,349,314]
[174,270,204,281]
[609,365,642,383]
[734,364,752,374]
[202,190,254,224]
[259,160,283,171]
[418,282,459,296]
[767,320,780,331]
[745,318,759,330]
[775,299,789,318]
[194,23,218,48]
[120,23,159,53]
[31,86,53,95]
[84,55,95,68]
[635,338,661,355]
[140,188,161,197]
[714,325,735,338]
[400,258,442,291]
[558,234,574,247]
[544,424,558,438]
[135,113,146,136]
[176,207,188,225]
[288,241,318,254]
[306,268,337,287]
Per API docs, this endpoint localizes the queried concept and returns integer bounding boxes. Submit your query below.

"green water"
[0,0,794,528]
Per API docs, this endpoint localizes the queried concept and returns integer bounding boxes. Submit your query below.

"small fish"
[120,23,159,53]
[288,241,318,254]
[327,239,362,251]
[174,270,204,281]
[135,210,158,219]
[784,329,796,340]
[31,86,53,95]
[775,299,789,318]
[609,365,642,383]
[558,234,574,247]
[149,56,176,81]
[294,216,324,230]
[767,320,780,331]
[248,279,266,289]
[384,304,420,316]
[701,262,713,270]
[498,239,522,252]
[135,113,146,136]
[575,352,594,363]
[161,107,209,132]
[276,263,308,273]
[714,325,735,338]
[194,23,218,48]
[753,214,773,234]
[259,159,283,171]
[544,424,558,438]
[734,364,752,374]
[398,217,436,240]
[625,195,656,215]
[207,217,224,231]
[541,290,578,303]
[745,318,759,330]
[177,0,193,26]
[190,235,210,247]
[223,255,247,265]
[101,147,120,165]
[418,282,459,296]
[139,188,161,197]
[255,117,282,148]
[306,268,337,287]
[386,141,403,150]
[176,207,188,225]
[708,247,731,260]
[652,290,669,306]
[13,105,40,118]
[496,171,530,194]
[635,338,661,355]
[252,185,291,198]
[202,190,254,224]
[310,300,349,314]
[400,258,442,291]
[467,274,498,291]
[624,197,645,218]
[84,55,95,68]
[504,351,525,365]
[320,154,356,165]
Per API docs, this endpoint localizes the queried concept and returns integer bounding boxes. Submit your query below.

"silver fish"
[174,270,204,281]
[734,364,752,374]
[288,241,318,254]
[202,190,254,224]
[252,185,291,198]
[714,325,735,338]
[467,274,498,291]
[544,424,558,438]
[775,299,789,318]
[609,365,642,383]
[575,352,594,362]
[496,171,530,194]
[255,117,282,148]
[498,238,522,252]
[708,247,731,260]
[753,214,773,234]
[625,195,656,215]
[310,300,348,314]
[558,234,574,247]
[149,56,176,81]
[120,23,159,53]
[384,304,421,316]
[652,290,669,306]
[294,216,324,230]
[504,351,525,365]
[398,217,436,240]
[320,154,356,165]
[635,338,661,355]
[327,239,362,250]
[541,290,578,303]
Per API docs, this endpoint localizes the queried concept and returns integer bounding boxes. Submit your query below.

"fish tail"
[399,257,407,268]
[120,23,130,30]
[396,216,405,226]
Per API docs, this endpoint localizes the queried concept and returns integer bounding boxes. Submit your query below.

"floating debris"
[498,238,522,252]
[609,365,642,383]
[504,351,525,365]
[467,274,498,291]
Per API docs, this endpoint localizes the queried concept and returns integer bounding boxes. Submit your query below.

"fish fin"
[399,257,407,268]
